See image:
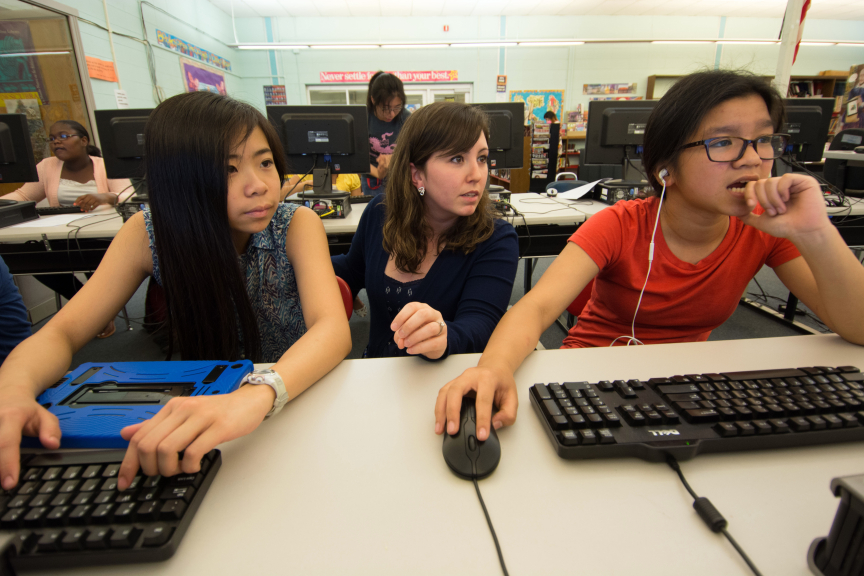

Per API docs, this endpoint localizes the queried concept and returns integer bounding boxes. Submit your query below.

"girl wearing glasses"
[6,120,132,212]
[363,71,410,196]
[434,69,864,442]
[5,121,133,337]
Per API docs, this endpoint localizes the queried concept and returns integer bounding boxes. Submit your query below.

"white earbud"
[659,169,668,183]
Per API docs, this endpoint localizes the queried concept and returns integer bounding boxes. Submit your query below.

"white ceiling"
[207,0,864,21]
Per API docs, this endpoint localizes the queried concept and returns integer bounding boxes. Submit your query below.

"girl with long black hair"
[0,91,351,491]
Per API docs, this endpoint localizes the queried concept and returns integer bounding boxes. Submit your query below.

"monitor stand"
[621,158,647,182]
[309,167,333,195]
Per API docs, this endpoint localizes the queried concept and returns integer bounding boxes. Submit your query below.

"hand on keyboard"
[117,384,275,490]
[435,365,518,441]
[0,389,61,490]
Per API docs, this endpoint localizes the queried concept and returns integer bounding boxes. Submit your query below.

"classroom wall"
[60,1,864,116]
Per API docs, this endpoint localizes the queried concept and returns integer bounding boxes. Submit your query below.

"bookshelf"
[529,122,561,192]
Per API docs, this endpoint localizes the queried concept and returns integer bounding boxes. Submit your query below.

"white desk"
[823,150,864,162]
[28,334,864,576]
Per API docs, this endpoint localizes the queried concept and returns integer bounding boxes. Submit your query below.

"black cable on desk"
[472,476,509,576]
[665,455,763,576]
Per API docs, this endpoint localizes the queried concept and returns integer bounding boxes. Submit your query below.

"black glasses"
[48,133,80,143]
[378,104,403,114]
[680,134,790,162]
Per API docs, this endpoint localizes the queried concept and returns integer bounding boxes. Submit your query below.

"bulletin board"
[180,57,226,96]
[509,90,564,125]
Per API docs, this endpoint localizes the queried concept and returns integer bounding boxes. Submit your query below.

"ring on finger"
[435,320,445,336]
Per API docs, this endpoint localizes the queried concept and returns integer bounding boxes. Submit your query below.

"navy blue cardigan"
[332,195,519,359]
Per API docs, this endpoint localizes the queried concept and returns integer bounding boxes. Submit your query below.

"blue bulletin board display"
[509,90,564,125]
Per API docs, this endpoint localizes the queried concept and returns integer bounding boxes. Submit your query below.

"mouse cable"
[472,476,509,576]
[665,455,763,576]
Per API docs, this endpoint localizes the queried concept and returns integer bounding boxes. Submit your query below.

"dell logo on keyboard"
[648,429,680,436]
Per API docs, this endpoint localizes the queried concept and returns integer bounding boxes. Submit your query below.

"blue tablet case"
[22,360,253,449]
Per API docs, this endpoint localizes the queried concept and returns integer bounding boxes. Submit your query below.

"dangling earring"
[418,187,425,197]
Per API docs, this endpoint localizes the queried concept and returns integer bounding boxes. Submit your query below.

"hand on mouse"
[435,365,518,441]
[390,302,448,360]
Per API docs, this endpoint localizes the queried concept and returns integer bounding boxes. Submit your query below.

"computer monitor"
[782,98,835,163]
[471,103,525,169]
[94,108,153,179]
[267,105,369,195]
[0,113,37,184]
[583,100,658,180]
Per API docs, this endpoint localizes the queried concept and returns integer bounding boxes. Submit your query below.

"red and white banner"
[320,70,458,83]
[793,0,811,64]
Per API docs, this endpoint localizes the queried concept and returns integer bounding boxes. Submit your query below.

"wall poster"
[839,64,864,130]
[509,90,564,125]
[180,57,226,95]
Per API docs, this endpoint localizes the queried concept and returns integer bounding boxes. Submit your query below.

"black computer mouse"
[855,146,864,154]
[442,397,501,480]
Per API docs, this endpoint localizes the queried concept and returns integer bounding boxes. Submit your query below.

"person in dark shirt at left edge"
[0,256,31,365]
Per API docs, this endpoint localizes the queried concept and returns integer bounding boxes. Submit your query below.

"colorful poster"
[263,85,287,105]
[0,21,48,104]
[583,83,638,95]
[839,64,864,130]
[181,58,226,95]
[509,90,564,125]
[588,95,643,101]
[1,91,48,162]
[157,29,232,72]
[320,71,458,83]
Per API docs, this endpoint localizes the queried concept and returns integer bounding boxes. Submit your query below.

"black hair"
[544,111,557,122]
[366,71,406,115]
[145,91,287,362]
[642,69,786,194]
[52,120,102,157]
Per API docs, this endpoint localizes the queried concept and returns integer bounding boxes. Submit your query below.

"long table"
[24,334,864,575]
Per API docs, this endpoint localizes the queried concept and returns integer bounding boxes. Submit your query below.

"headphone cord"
[472,462,509,576]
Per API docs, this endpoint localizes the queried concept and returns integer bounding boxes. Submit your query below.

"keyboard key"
[136,501,160,521]
[90,503,114,523]
[110,526,141,548]
[7,495,30,508]
[36,529,63,552]
[597,429,616,444]
[823,414,844,429]
[657,384,701,395]
[16,481,39,496]
[142,524,173,547]
[752,420,772,434]
[807,415,828,430]
[23,506,49,527]
[569,414,587,428]
[41,467,63,481]
[61,466,83,480]
[113,502,137,522]
[82,465,103,479]
[735,421,756,436]
[603,413,622,427]
[100,478,118,492]
[579,430,597,445]
[45,505,71,526]
[586,414,604,427]
[159,499,187,521]
[838,413,859,427]
[79,478,101,492]
[68,505,92,524]
[59,479,80,494]
[560,430,580,446]
[29,494,51,508]
[769,419,791,433]
[72,492,94,506]
[60,528,88,550]
[21,468,42,482]
[714,422,737,437]
[93,491,117,505]
[84,527,111,549]
[39,480,61,494]
[684,409,720,424]
[102,465,121,478]
[789,417,811,432]
[1,507,25,528]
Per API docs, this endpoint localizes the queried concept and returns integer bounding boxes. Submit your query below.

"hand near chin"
[738,173,831,240]
[391,302,448,359]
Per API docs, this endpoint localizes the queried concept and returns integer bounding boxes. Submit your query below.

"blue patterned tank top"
[143,205,307,362]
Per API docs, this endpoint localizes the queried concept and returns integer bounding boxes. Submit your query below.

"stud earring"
[418,187,425,196]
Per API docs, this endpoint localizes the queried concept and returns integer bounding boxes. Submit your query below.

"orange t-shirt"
[563,197,801,348]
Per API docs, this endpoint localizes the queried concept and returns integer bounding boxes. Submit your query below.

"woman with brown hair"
[332,102,519,359]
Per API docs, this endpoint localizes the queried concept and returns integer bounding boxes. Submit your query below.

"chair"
[824,128,864,195]
[336,276,353,320]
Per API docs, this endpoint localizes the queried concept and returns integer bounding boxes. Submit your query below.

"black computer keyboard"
[530,366,864,462]
[36,206,84,216]
[0,449,221,569]
[348,195,375,204]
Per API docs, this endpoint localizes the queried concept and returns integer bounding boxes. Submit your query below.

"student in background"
[0,256,30,366]
[435,69,864,442]
[544,111,558,123]
[363,72,410,196]
[281,172,362,199]
[0,91,351,491]
[4,120,133,337]
[333,102,518,360]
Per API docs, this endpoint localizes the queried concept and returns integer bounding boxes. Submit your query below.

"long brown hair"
[382,102,495,274]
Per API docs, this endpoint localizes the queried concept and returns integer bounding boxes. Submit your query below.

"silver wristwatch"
[241,368,289,419]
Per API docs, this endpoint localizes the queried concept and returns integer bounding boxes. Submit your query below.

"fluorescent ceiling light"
[836,43,864,46]
[236,44,308,50]
[381,44,449,49]
[310,45,379,50]
[716,40,778,45]
[799,42,835,46]
[652,41,713,44]
[517,41,584,46]
[450,42,517,48]
[0,51,70,57]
